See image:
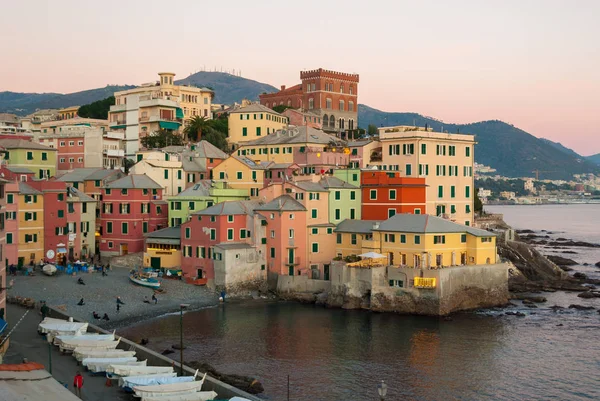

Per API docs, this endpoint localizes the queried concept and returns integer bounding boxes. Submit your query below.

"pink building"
[293,146,349,170]
[282,108,322,130]
[263,163,299,186]
[100,175,168,256]
[348,139,381,168]
[4,181,19,267]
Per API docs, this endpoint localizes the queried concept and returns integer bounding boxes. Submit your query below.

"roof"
[193,140,228,159]
[85,169,122,181]
[319,176,358,189]
[229,103,284,116]
[105,174,162,189]
[375,214,496,237]
[0,365,80,401]
[267,163,297,170]
[181,156,207,173]
[0,139,57,151]
[161,145,186,153]
[293,181,327,192]
[67,186,95,202]
[144,226,181,245]
[239,126,345,147]
[348,140,374,147]
[335,219,381,234]
[144,160,182,168]
[6,166,34,174]
[215,242,255,250]
[194,200,263,216]
[18,182,42,195]
[233,156,272,170]
[261,84,302,96]
[0,113,19,123]
[57,168,102,183]
[255,195,306,212]
[174,180,212,197]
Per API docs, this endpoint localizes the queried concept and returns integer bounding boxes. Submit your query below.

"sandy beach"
[7,265,219,329]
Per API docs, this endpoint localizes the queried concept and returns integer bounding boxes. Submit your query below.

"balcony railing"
[139,116,182,123]
[414,277,436,289]
[103,149,125,157]
[110,120,126,126]
[286,257,300,265]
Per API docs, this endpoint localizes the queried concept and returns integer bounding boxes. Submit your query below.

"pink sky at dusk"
[1,0,599,155]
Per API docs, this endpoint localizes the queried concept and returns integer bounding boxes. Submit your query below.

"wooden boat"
[129,273,161,289]
[120,370,197,393]
[54,331,115,346]
[107,364,174,377]
[74,349,135,362]
[141,391,218,401]
[58,337,120,353]
[83,358,145,373]
[133,375,206,398]
[42,264,57,276]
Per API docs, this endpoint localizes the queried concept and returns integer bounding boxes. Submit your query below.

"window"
[351,234,357,245]
[421,143,427,155]
[236,171,242,180]
[433,235,446,244]
[389,189,396,200]
[461,234,467,243]
[227,215,234,223]
[312,243,319,253]
[289,229,294,238]
[122,222,128,234]
[270,247,275,258]
[465,186,471,198]
[466,204,471,213]
[466,146,471,157]
[334,191,341,200]
[105,189,111,195]
[185,227,191,239]
[7,233,13,244]
[227,228,234,240]
[400,234,406,243]
[311,209,317,219]
[388,209,396,218]
[256,127,261,136]
[335,209,341,220]
[312,228,318,235]
[60,158,65,163]
[7,194,13,204]
[405,164,412,176]
[438,186,444,198]
[108,241,113,249]
[219,172,225,180]
[350,191,356,200]
[58,210,64,218]
[27,151,33,160]
[451,186,456,198]
[336,233,342,244]
[242,127,247,137]
[106,222,113,233]
[350,208,356,219]
[41,152,48,161]
[414,235,421,245]
[210,229,216,240]
[143,222,148,233]
[326,98,332,109]
[370,189,377,200]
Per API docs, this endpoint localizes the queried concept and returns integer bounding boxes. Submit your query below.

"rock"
[583,263,589,266]
[542,288,557,292]
[187,361,264,394]
[558,265,573,272]
[568,304,595,310]
[550,305,564,311]
[562,251,578,254]
[556,323,564,326]
[505,311,517,315]
[595,262,600,268]
[517,229,535,234]
[522,299,535,305]
[573,272,588,280]
[546,255,578,266]
[516,312,526,317]
[577,291,600,299]
[556,237,568,241]
[171,344,187,350]
[525,304,538,308]
[161,349,175,355]
[512,295,547,303]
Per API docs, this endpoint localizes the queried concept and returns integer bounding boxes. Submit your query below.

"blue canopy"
[0,318,7,334]
[57,247,67,254]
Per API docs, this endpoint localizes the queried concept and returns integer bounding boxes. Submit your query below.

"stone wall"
[276,275,331,302]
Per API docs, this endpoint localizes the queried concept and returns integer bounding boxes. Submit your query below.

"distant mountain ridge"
[357,105,600,180]
[587,153,600,166]
[175,72,277,104]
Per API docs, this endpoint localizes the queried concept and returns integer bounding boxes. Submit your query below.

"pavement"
[4,305,130,401]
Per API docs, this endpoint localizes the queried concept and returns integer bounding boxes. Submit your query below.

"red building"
[55,136,85,170]
[100,175,168,256]
[179,200,261,285]
[259,68,359,134]
[361,171,427,220]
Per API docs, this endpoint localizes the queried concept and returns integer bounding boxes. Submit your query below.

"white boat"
[118,373,178,388]
[42,264,57,276]
[74,349,135,362]
[120,370,198,389]
[72,342,122,356]
[54,331,115,345]
[83,358,145,373]
[129,274,161,289]
[107,365,174,377]
[133,376,206,398]
[141,391,218,401]
[39,321,88,335]
[59,337,120,353]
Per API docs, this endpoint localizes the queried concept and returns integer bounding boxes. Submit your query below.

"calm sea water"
[122,205,600,401]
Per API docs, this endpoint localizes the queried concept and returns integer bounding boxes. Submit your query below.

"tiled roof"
[255,195,306,212]
[334,219,381,234]
[67,186,95,202]
[161,145,186,153]
[375,214,495,237]
[18,182,42,195]
[57,168,103,183]
[181,157,206,173]
[104,174,162,189]
[193,140,228,159]
[293,181,327,192]
[319,176,358,189]
[239,126,344,147]
[85,169,122,181]
[6,166,34,174]
[194,200,263,216]
[267,163,297,170]
[0,139,57,151]
[348,140,374,147]
[228,103,283,116]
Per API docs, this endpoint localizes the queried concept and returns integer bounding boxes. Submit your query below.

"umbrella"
[358,252,385,259]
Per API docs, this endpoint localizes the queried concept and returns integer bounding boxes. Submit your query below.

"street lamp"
[377,380,387,400]
[179,303,190,376]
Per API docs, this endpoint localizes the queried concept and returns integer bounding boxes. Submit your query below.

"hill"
[175,71,277,104]
[587,153,600,166]
[539,138,583,159]
[358,105,600,180]
[0,85,134,116]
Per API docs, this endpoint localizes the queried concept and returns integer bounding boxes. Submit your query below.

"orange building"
[361,170,427,220]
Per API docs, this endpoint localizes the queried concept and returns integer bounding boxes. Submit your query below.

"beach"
[7,265,220,330]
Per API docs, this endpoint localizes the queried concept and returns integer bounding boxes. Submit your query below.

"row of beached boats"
[38,317,236,401]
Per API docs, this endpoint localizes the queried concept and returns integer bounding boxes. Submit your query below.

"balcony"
[362,239,381,250]
[413,277,436,289]
[109,104,127,113]
[286,257,300,266]
[138,115,183,124]
[103,149,125,157]
[138,97,179,109]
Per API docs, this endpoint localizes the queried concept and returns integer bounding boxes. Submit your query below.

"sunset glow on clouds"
[1,0,598,154]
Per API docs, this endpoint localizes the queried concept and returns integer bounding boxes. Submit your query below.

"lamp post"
[377,380,387,400]
[179,303,190,376]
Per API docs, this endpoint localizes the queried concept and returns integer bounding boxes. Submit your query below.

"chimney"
[373,223,380,230]
[280,85,286,91]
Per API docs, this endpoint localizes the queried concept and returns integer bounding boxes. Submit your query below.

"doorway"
[151,257,161,269]
[388,252,394,265]
[197,269,204,279]
[461,252,467,265]
[436,254,443,268]
[120,243,128,256]
[324,264,330,281]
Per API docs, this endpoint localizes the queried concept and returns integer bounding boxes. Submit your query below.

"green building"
[319,176,361,224]
[333,168,361,187]
[167,180,248,226]
[0,139,58,179]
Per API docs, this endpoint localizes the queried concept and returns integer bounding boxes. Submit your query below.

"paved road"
[4,305,130,401]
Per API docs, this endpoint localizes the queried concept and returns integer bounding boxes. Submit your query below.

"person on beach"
[73,371,84,398]
[116,303,120,313]
[77,277,85,285]
[101,266,107,277]
[102,313,110,321]
[152,294,157,304]
[40,301,49,319]
[116,297,125,305]
[143,296,150,304]
[77,298,85,306]
[92,311,100,319]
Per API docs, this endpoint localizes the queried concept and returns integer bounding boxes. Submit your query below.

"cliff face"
[498,240,568,282]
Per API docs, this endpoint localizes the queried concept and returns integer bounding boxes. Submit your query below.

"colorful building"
[0,139,57,179]
[319,176,361,224]
[281,108,322,130]
[378,126,476,226]
[143,227,181,270]
[211,156,271,197]
[361,170,427,220]
[348,139,381,168]
[0,175,6,323]
[129,159,186,197]
[227,103,288,149]
[4,181,19,267]
[259,68,359,134]
[57,106,79,120]
[333,220,381,258]
[15,183,44,266]
[99,175,168,256]
[167,181,248,227]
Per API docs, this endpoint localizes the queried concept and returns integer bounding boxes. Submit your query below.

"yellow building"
[0,138,58,179]
[211,156,272,197]
[335,214,497,268]
[143,227,181,269]
[235,126,344,164]
[227,103,288,149]
[17,183,45,265]
[378,126,476,226]
[108,72,213,157]
[57,106,79,120]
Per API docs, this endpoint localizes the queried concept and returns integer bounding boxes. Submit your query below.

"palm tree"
[184,116,210,142]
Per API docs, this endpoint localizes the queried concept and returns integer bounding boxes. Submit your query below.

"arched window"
[349,85,354,95]
[339,100,344,111]
[323,115,329,127]
[329,115,335,128]
[339,118,345,130]
[348,101,354,112]
[287,99,292,107]
[340,84,344,93]
[326,98,332,109]
[349,119,354,130]
[308,98,314,110]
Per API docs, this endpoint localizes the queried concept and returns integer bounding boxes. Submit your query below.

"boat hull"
[129,275,161,289]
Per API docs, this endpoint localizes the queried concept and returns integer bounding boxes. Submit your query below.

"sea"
[121,204,600,401]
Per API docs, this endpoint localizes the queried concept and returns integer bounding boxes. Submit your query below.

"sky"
[1,0,599,155]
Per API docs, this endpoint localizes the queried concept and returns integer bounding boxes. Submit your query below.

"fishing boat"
[74,349,135,362]
[107,364,174,378]
[83,358,145,373]
[133,375,206,398]
[54,331,115,346]
[141,391,218,401]
[39,321,88,335]
[42,264,57,276]
[120,370,198,393]
[58,337,120,353]
[129,271,161,289]
[118,373,178,388]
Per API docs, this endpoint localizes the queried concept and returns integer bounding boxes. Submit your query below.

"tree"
[184,116,211,142]
[367,124,378,136]
[140,129,184,149]
[78,96,115,119]
[123,158,136,174]
[202,129,228,151]
[474,190,484,214]
[272,105,292,114]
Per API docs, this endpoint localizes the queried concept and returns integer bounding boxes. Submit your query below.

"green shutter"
[164,169,168,179]
[6,233,12,244]
[438,186,443,198]
[466,186,471,198]
[451,186,456,198]
[242,127,247,136]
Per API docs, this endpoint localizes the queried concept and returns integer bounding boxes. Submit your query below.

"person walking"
[116,303,120,313]
[73,371,84,398]
[116,296,125,305]
[40,301,49,320]
[152,294,157,304]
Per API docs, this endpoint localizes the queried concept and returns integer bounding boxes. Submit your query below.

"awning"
[159,121,180,130]
[175,107,184,119]
[57,248,67,254]
[0,318,7,334]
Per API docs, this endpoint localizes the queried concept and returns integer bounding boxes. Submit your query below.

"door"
[287,249,294,265]
[388,252,394,265]
[120,243,128,256]
[151,257,161,269]
[414,254,421,268]
[324,264,330,281]
[461,252,467,265]
[436,254,443,268]
[197,269,204,279]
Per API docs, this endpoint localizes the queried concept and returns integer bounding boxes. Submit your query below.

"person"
[116,297,125,305]
[220,290,226,302]
[116,303,120,313]
[106,263,111,271]
[101,266,107,277]
[73,371,84,398]
[102,313,110,321]
[143,296,150,304]
[77,277,85,285]
[40,301,49,319]
[92,311,100,319]
[152,294,157,304]
[77,298,85,306]
[140,338,149,345]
